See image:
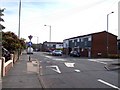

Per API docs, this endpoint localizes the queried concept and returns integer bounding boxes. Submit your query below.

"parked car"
[70,51,80,57]
[27,47,33,54]
[52,50,62,56]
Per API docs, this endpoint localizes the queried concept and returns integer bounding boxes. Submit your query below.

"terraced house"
[42,41,63,52]
[63,31,117,58]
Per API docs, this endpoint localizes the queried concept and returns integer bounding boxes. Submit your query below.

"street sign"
[28,41,32,46]
[28,35,33,40]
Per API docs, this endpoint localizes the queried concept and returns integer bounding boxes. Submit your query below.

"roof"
[43,41,63,44]
[118,39,120,41]
[64,31,117,41]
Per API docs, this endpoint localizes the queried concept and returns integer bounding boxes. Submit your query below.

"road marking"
[96,61,107,64]
[89,59,107,65]
[64,62,75,67]
[45,56,52,59]
[46,65,61,74]
[98,79,120,90]
[53,59,66,61]
[74,69,80,72]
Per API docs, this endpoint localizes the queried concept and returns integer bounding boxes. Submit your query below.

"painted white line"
[64,62,75,67]
[53,59,66,61]
[89,59,107,65]
[46,65,61,74]
[96,61,107,65]
[96,59,113,61]
[74,69,80,72]
[98,79,120,90]
[45,56,52,59]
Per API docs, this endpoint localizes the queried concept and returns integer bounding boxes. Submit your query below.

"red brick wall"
[91,32,117,58]
[5,62,13,75]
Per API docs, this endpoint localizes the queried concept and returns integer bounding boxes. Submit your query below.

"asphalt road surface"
[31,52,119,89]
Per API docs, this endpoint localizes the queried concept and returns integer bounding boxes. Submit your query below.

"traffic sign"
[28,41,32,46]
[28,35,33,40]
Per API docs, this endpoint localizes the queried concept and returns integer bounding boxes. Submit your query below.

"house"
[42,41,63,52]
[63,31,117,58]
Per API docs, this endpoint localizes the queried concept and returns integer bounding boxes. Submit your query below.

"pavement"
[2,52,42,88]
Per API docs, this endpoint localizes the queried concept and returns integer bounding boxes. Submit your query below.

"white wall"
[0,59,2,89]
[0,60,1,77]
[63,40,69,48]
[118,1,120,39]
[56,44,63,49]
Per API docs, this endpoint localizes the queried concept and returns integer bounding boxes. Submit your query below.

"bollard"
[28,55,31,62]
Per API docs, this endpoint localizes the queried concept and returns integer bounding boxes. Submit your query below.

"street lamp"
[34,36,39,44]
[44,24,51,42]
[106,11,114,57]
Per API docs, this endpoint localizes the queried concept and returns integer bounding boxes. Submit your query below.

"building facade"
[63,31,117,58]
[118,39,120,54]
[42,41,63,52]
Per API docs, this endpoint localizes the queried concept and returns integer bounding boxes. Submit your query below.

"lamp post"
[106,11,114,57]
[34,36,39,44]
[44,25,51,42]
[33,36,39,51]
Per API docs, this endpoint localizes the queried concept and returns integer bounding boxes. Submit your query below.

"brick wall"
[91,32,117,58]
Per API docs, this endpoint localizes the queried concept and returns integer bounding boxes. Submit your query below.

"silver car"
[52,50,62,56]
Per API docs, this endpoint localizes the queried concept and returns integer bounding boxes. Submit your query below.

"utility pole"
[18,0,21,60]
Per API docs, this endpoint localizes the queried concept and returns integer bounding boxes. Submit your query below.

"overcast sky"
[1,0,119,43]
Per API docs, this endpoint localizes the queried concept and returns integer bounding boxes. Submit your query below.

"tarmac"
[2,52,42,88]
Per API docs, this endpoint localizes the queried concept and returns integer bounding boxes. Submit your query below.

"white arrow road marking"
[46,65,61,74]
[64,62,75,67]
[98,79,120,90]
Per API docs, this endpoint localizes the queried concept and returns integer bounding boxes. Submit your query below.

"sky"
[1,0,119,43]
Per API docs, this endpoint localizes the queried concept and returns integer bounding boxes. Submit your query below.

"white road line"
[89,59,107,65]
[98,79,120,90]
[74,69,80,72]
[96,61,107,65]
[46,65,61,74]
[45,56,52,59]
[64,62,75,67]
[53,59,66,61]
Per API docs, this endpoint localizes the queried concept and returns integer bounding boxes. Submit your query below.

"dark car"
[70,51,80,57]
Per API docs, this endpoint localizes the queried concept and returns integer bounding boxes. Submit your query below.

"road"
[31,52,119,89]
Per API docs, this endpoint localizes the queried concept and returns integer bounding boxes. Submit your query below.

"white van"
[27,47,33,54]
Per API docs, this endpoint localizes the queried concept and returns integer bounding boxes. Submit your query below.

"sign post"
[28,35,33,61]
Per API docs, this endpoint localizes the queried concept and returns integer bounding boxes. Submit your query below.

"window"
[88,37,91,41]
[77,38,79,42]
[75,42,77,46]
[72,39,74,43]
[85,41,87,46]
[81,38,83,42]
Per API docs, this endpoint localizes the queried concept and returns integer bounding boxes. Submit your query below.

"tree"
[2,31,26,53]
